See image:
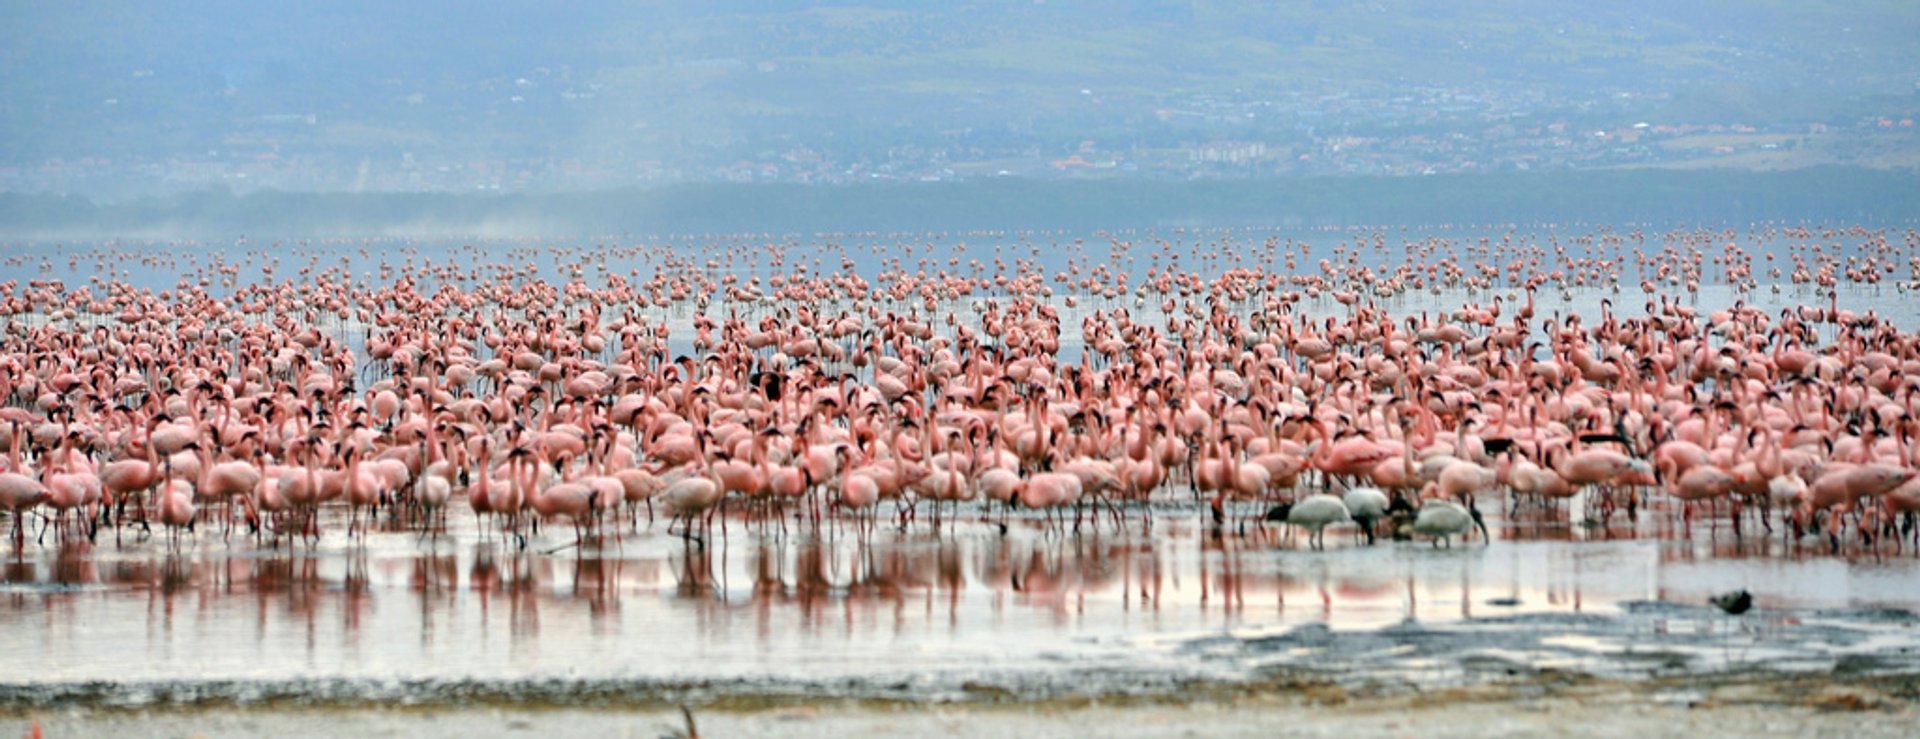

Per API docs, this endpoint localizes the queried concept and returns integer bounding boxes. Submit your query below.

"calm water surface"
[2,505,1917,705]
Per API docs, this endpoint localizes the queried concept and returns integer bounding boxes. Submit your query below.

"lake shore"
[8,673,1917,738]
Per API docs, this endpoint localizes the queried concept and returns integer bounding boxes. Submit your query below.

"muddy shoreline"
[4,664,1914,713]
[5,672,1916,738]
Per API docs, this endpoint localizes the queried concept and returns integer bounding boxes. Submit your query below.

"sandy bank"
[7,674,1916,738]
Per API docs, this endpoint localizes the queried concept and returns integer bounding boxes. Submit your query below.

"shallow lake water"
[2,500,1916,708]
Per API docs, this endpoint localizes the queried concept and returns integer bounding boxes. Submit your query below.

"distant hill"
[4,1,1917,195]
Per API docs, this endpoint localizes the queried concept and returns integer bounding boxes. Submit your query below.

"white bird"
[1265,494,1350,549]
[660,473,724,542]
[1342,486,1391,545]
[1412,499,1488,547]
[1767,473,1806,508]
[418,475,452,527]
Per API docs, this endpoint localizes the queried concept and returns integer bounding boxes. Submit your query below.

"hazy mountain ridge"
[4,1,1916,196]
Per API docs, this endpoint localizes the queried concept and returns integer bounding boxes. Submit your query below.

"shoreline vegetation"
[4,167,1917,239]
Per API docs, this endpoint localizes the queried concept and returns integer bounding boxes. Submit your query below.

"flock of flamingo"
[2,224,1919,557]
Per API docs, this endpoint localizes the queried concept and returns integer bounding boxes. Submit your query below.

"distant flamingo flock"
[3,224,1920,554]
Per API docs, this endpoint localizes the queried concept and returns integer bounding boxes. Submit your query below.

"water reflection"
[1,516,1917,689]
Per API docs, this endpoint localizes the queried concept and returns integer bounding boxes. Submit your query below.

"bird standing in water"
[1266,494,1351,549]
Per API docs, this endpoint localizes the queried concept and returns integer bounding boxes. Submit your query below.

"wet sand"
[7,674,1917,738]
